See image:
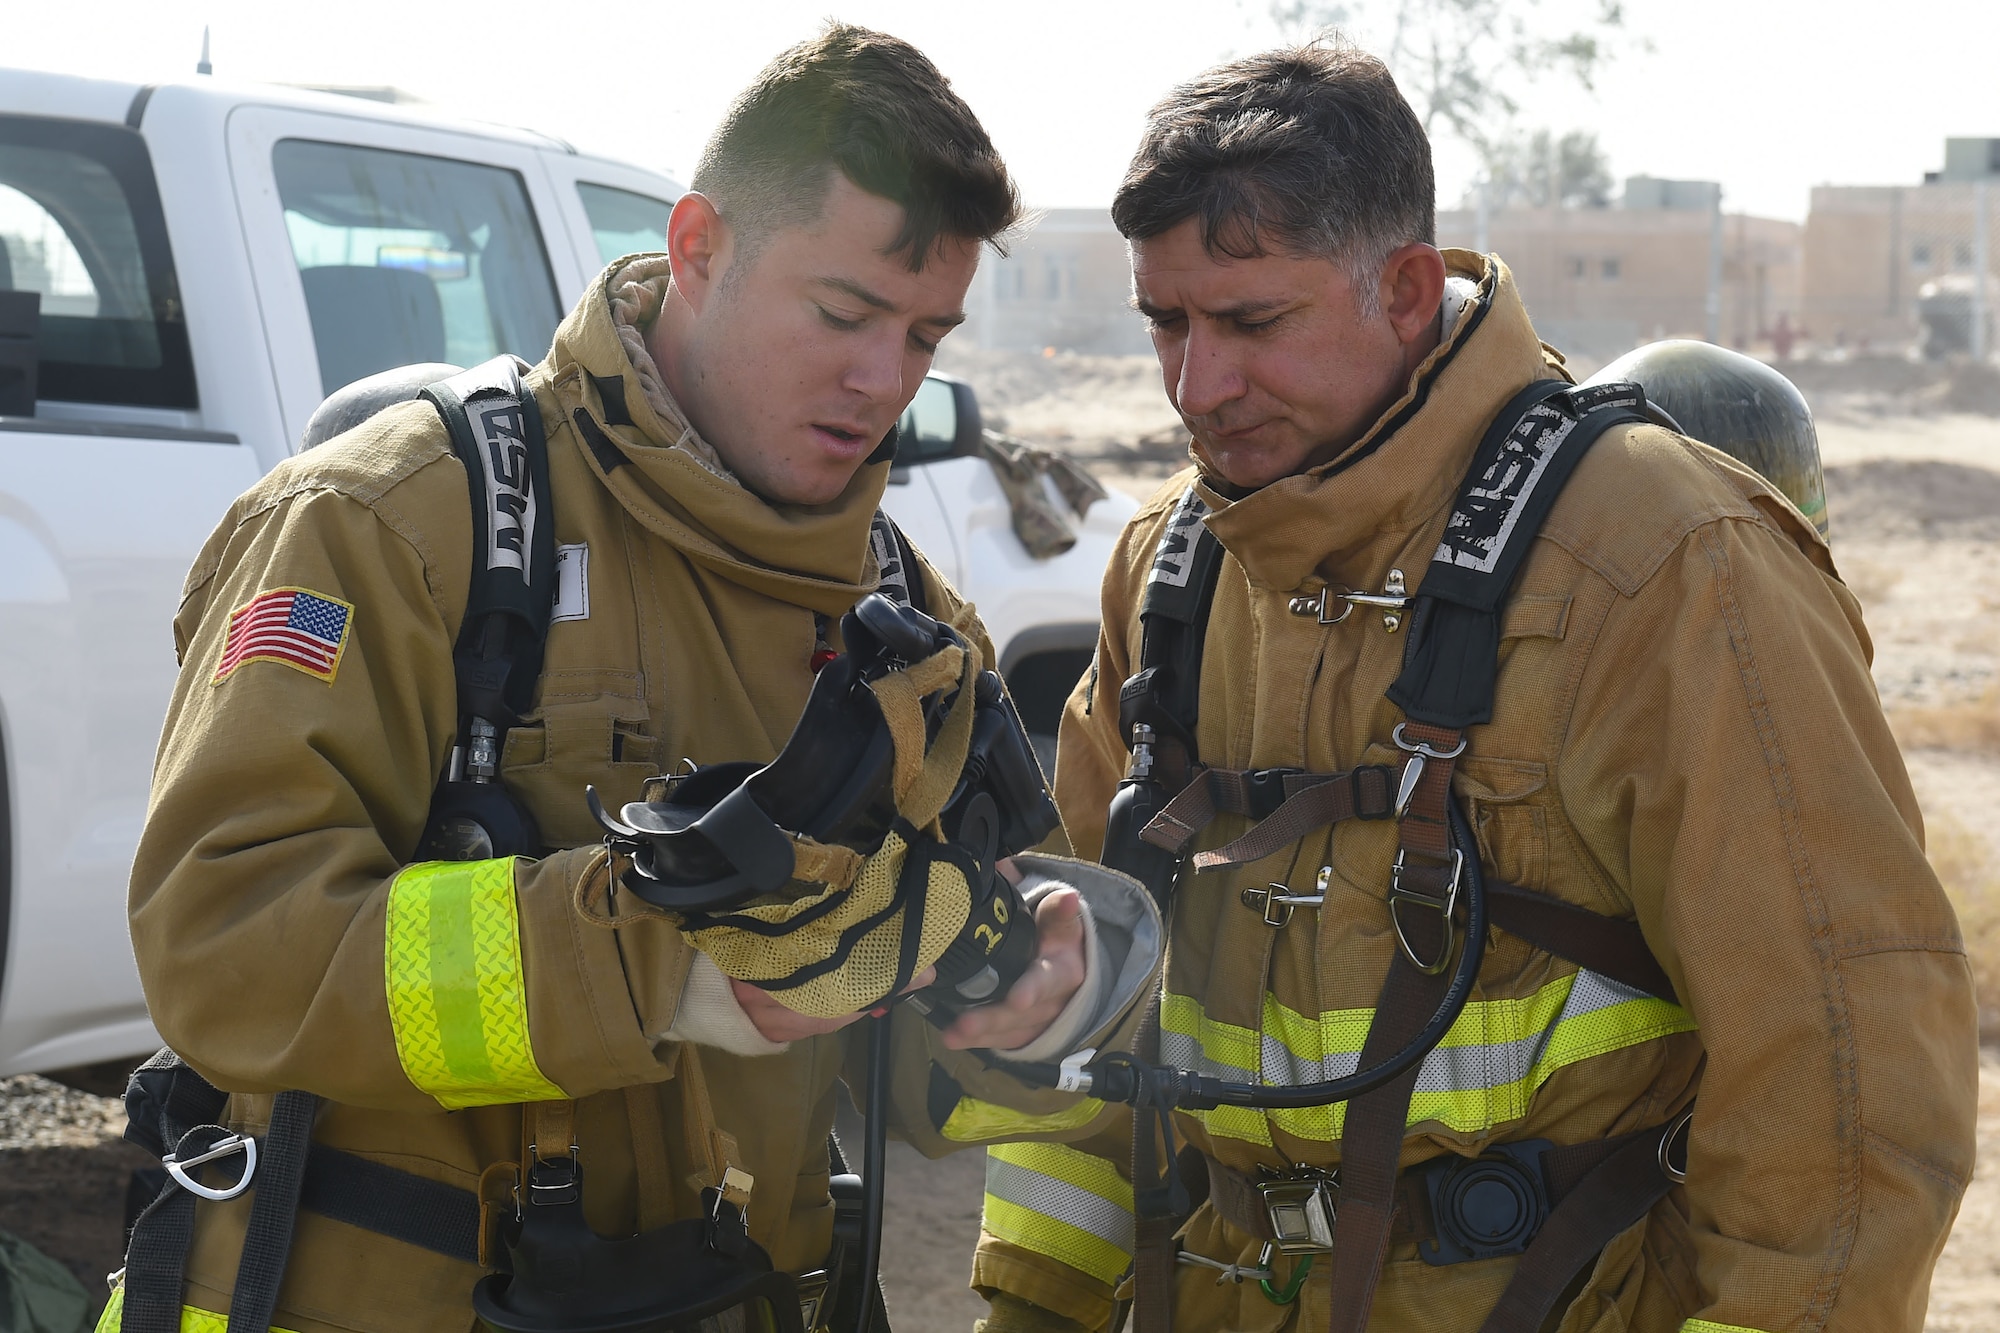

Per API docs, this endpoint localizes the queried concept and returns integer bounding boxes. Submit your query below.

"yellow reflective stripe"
[1161,970,1696,1146]
[985,1143,1135,1284]
[983,1196,1132,1288]
[942,1094,1105,1143]
[1681,1323,1769,1333]
[384,858,564,1109]
[981,1143,1170,1286]
[96,1286,299,1333]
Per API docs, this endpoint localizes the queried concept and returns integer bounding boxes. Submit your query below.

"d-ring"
[1658,1106,1694,1184]
[164,1130,258,1201]
[1388,847,1463,974]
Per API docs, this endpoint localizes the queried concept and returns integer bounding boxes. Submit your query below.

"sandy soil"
[5,356,1998,1330]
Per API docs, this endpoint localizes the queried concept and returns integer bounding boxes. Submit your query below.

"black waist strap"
[300,1145,482,1263]
[121,1113,483,1333]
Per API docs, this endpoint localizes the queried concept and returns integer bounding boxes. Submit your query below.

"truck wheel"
[1004,649,1095,782]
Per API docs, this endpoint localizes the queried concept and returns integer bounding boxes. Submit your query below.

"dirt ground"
[5,353,1999,1329]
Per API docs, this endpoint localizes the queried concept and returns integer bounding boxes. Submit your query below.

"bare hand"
[940,885,1088,1051]
[732,966,936,1045]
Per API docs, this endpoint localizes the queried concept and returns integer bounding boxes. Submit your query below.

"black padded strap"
[422,355,557,725]
[868,510,928,616]
[1390,382,1648,729]
[1122,484,1225,764]
[120,1185,198,1333]
[226,1091,319,1333]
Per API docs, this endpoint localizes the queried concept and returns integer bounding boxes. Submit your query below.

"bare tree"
[1475,128,1614,209]
[1266,0,1628,159]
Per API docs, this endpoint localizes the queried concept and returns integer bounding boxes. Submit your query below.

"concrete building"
[960,208,1150,355]
[1801,139,1999,353]
[1438,177,1801,364]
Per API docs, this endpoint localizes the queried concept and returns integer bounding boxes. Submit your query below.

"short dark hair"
[692,23,1021,270]
[1112,41,1434,292]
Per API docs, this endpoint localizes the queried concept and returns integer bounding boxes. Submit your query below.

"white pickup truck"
[0,69,1132,1081]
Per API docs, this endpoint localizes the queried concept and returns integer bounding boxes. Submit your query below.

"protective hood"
[542,255,892,617]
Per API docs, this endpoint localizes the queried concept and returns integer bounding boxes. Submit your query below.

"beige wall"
[1802,183,1999,350]
[1437,207,1801,363]
[964,209,1150,355]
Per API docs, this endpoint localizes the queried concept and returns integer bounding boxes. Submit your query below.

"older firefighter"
[115,26,1153,1333]
[971,42,1976,1333]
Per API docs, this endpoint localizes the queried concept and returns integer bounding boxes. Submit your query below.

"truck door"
[225,105,580,449]
[0,114,265,1073]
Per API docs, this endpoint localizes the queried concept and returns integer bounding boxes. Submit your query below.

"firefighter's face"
[655,173,977,506]
[1132,221,1447,491]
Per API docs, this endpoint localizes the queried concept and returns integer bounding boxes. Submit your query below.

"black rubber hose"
[1026,801,1488,1114]
[856,1014,891,1333]
[1188,800,1486,1109]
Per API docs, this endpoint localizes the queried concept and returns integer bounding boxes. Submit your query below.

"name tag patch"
[552,544,589,623]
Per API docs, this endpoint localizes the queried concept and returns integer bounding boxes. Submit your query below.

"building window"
[1601,257,1621,281]
[1567,256,1586,279]
[1955,242,1974,270]
[1912,241,1933,268]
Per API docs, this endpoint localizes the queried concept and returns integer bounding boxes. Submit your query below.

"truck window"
[273,140,561,395]
[0,116,196,408]
[575,183,672,266]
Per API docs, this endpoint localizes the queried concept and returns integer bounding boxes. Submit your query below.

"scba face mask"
[590,593,1058,1022]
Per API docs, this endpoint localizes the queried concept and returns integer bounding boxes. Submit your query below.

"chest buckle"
[1254,1166,1339,1253]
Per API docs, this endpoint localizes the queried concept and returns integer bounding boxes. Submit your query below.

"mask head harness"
[592,591,1059,1024]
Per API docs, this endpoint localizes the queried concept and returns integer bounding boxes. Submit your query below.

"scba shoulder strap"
[414,362,926,862]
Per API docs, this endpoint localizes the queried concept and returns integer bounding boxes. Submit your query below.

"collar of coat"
[534,254,892,617]
[1197,250,1569,597]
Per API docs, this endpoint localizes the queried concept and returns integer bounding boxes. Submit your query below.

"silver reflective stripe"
[1251,971,1654,1091]
[984,1156,1135,1250]
[1160,1026,1252,1083]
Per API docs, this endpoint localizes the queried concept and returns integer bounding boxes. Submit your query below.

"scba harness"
[1046,379,1695,1333]
[116,356,1036,1333]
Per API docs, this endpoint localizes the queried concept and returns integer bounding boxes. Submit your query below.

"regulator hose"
[856,1015,891,1333]
[1030,800,1487,1114]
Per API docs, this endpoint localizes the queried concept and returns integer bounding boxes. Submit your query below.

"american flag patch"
[213,587,354,685]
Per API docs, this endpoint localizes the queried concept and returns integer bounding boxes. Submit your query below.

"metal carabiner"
[164,1130,258,1202]
[1391,724,1468,820]
[1389,847,1464,974]
[1658,1105,1695,1184]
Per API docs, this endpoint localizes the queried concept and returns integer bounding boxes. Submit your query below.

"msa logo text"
[471,399,537,577]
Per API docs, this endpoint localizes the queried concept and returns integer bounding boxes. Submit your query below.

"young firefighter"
[972,42,1976,1333]
[119,25,1149,1333]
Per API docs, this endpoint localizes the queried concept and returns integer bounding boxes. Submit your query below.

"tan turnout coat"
[972,254,1977,1333]
[125,263,1106,1332]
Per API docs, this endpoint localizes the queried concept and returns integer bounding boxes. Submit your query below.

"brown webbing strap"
[1323,953,1451,1332]
[623,1085,675,1232]
[1326,726,1463,1333]
[524,1100,575,1168]
[1475,1120,1680,1333]
[1141,766,1395,862]
[1129,998,1177,1333]
[1190,768,1395,871]
[1484,883,1676,1002]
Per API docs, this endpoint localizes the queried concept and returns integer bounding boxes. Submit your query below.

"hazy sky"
[10,0,1997,222]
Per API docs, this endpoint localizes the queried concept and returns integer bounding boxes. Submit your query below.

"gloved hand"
[974,1290,1093,1333]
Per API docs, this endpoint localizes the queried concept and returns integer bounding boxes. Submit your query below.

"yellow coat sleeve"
[131,458,686,1112]
[1561,511,1977,1332]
